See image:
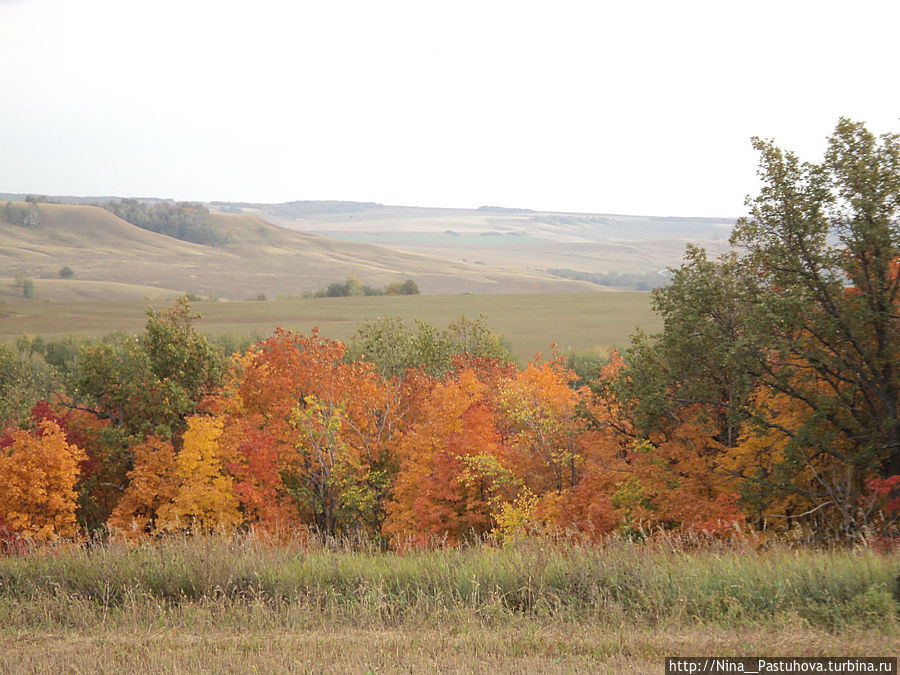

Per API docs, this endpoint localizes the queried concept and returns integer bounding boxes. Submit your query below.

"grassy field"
[0,535,895,672]
[0,292,659,361]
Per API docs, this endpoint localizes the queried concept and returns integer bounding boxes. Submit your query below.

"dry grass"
[2,203,604,298]
[0,292,659,360]
[0,534,896,672]
[1,623,892,674]
[254,202,735,276]
[0,536,900,672]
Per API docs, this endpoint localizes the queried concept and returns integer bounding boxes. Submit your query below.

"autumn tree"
[0,420,84,540]
[499,357,587,495]
[107,436,178,538]
[70,298,224,507]
[156,415,241,533]
[220,419,295,530]
[218,328,404,537]
[720,387,860,537]
[602,251,755,534]
[611,118,900,539]
[26,400,114,533]
[384,364,518,545]
[565,353,743,537]
[617,413,745,534]
[729,119,900,538]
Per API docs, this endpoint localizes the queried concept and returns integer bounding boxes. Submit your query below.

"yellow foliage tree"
[491,488,539,544]
[0,420,84,541]
[157,415,241,533]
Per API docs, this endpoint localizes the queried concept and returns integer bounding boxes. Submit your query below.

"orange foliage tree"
[721,383,879,538]
[107,436,178,538]
[499,357,588,496]
[0,420,85,540]
[384,362,518,545]
[622,412,744,534]
[571,354,745,537]
[220,418,295,530]
[216,328,403,536]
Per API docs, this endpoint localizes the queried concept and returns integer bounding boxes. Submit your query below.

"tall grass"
[0,533,895,632]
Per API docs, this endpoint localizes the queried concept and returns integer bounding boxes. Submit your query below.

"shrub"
[385,279,420,295]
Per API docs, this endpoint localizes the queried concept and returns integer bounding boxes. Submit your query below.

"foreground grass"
[3,624,892,674]
[0,535,896,672]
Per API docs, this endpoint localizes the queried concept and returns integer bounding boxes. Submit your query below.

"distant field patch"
[0,292,658,360]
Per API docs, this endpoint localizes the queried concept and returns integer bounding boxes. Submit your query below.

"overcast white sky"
[1,0,898,217]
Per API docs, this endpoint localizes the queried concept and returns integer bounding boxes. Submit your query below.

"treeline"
[0,303,523,544]
[4,201,40,228]
[0,294,896,546]
[101,199,230,246]
[548,268,670,290]
[308,276,420,298]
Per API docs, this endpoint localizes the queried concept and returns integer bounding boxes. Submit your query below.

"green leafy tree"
[614,246,758,447]
[728,119,900,536]
[351,316,449,378]
[0,344,60,425]
[72,297,223,441]
[351,314,514,379]
[384,279,420,295]
[65,298,224,520]
[613,119,900,539]
[445,314,514,363]
[101,199,228,246]
[5,201,39,227]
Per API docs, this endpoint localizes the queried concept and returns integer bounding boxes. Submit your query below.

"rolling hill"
[0,202,604,301]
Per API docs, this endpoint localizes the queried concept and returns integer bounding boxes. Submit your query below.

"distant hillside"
[1,195,738,303]
[0,278,183,304]
[0,202,602,301]
[235,201,735,276]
